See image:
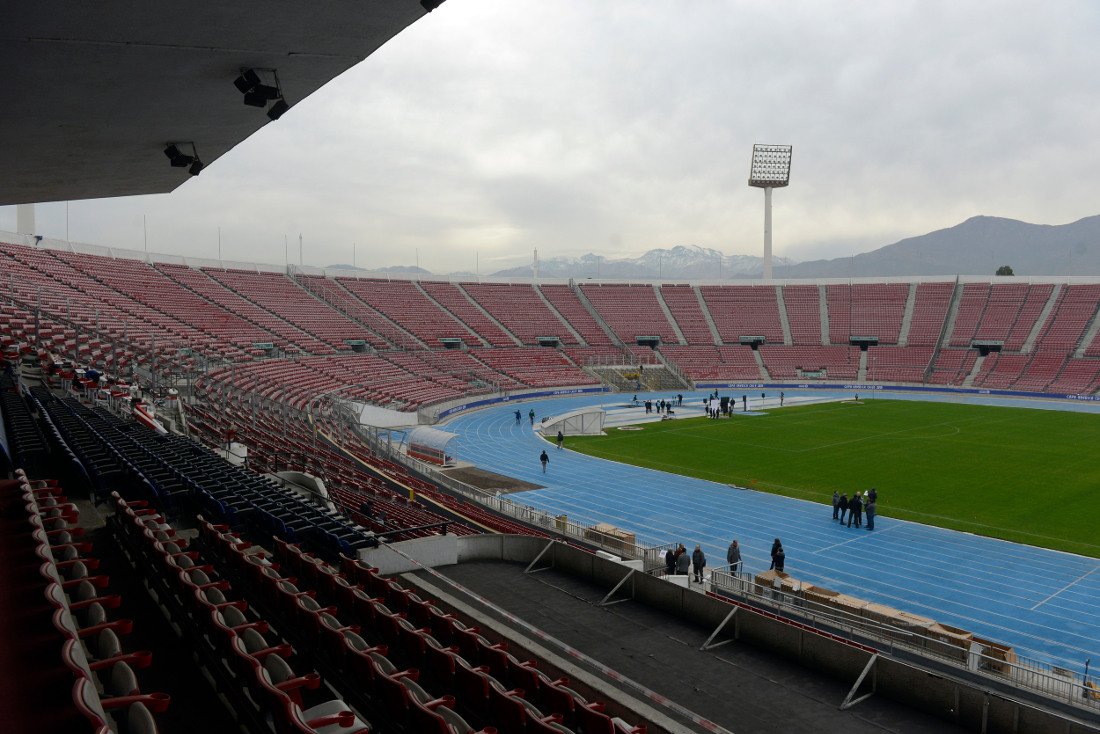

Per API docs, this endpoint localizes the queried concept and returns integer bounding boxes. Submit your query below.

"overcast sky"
[3,1,1100,273]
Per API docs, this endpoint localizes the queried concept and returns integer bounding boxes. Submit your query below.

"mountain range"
[328,214,1100,279]
[775,215,1100,278]
[491,246,795,279]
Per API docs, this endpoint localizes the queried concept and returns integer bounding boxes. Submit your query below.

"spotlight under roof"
[163,144,194,168]
[266,99,290,121]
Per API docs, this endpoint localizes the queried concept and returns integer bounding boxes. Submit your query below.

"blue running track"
[441,389,1100,671]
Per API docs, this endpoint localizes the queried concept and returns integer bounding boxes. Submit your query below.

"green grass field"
[567,399,1100,557]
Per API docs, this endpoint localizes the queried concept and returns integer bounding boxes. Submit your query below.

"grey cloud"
[4,0,1100,273]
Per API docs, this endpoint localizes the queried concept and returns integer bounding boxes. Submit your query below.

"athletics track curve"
[439,388,1100,672]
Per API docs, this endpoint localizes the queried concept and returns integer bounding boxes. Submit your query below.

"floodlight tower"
[748,144,792,280]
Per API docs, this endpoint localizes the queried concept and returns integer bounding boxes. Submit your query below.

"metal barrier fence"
[707,569,1100,712]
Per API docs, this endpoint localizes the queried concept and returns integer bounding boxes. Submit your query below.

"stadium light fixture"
[233,69,261,94]
[233,67,291,119]
[163,143,194,168]
[266,98,290,121]
[748,144,792,280]
[164,142,203,176]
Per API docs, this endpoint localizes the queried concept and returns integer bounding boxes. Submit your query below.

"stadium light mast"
[748,144,792,280]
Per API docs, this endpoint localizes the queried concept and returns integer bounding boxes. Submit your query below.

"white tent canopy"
[537,408,606,437]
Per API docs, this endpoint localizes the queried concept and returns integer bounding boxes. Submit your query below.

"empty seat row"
[5,471,169,733]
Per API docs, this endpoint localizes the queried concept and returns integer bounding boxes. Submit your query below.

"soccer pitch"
[566,399,1100,557]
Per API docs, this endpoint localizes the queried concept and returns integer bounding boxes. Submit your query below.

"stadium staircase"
[692,285,723,345]
[570,283,623,346]
[651,285,687,345]
[753,349,770,380]
[454,283,523,346]
[774,285,794,344]
[1073,304,1100,358]
[961,353,986,387]
[293,272,424,351]
[533,284,587,345]
[938,279,965,349]
[639,362,691,391]
[817,284,829,345]
[857,351,868,381]
[412,281,491,348]
[897,282,918,346]
[1024,284,1063,353]
[585,366,637,391]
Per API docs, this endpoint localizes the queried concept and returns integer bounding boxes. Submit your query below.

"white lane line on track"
[812,525,899,554]
[1030,566,1100,611]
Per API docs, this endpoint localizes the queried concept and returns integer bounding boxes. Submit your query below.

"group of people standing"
[641,395,682,414]
[662,538,753,584]
[831,488,877,530]
[664,543,708,582]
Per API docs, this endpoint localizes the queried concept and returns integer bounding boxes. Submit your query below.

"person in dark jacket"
[726,539,742,574]
[539,450,549,473]
[867,487,878,504]
[848,492,863,528]
[865,498,876,531]
[675,544,690,575]
[832,491,840,520]
[838,493,849,525]
[770,538,785,572]
[556,430,564,450]
[664,548,676,575]
[691,544,706,583]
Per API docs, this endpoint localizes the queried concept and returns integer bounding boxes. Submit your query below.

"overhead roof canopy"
[0,1,434,205]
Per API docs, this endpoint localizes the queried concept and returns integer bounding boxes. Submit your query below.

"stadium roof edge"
[1,1,432,206]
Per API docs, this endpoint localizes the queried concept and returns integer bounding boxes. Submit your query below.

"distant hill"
[775,215,1100,278]
[492,245,796,279]
[325,263,432,275]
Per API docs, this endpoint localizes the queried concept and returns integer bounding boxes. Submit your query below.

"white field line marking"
[1030,566,1100,611]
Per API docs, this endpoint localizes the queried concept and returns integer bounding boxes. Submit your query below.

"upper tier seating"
[700,285,784,344]
[659,285,717,345]
[463,283,581,345]
[783,285,821,345]
[297,274,408,349]
[907,282,954,346]
[470,348,597,388]
[758,345,859,380]
[420,282,515,346]
[539,285,613,345]
[659,345,760,380]
[340,278,483,347]
[3,240,1100,397]
[156,262,332,355]
[580,284,681,345]
[827,283,909,345]
[201,269,367,353]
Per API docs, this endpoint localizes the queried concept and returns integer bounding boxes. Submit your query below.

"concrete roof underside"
[0,1,431,206]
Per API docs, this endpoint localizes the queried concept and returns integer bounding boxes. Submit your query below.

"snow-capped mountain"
[491,245,796,279]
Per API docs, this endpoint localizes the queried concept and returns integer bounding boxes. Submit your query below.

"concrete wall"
[455,536,1100,734]
[358,533,458,574]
